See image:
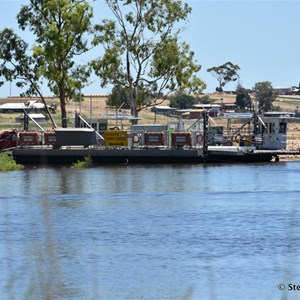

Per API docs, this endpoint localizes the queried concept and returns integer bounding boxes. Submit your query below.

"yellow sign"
[104,130,128,146]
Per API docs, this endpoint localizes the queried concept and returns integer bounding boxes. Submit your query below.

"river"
[1,161,300,300]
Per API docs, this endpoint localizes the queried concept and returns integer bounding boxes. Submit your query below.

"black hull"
[14,154,205,165]
[206,153,273,163]
[12,147,275,165]
[12,147,205,165]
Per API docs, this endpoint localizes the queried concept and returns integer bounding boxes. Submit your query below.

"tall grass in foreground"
[0,152,24,171]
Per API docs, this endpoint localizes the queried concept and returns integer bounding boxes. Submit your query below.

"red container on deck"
[171,132,192,147]
[144,132,165,146]
[0,130,17,149]
[19,132,40,145]
[44,132,56,145]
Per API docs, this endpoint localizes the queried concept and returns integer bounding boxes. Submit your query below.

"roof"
[0,101,48,110]
[0,103,26,109]
[16,113,47,119]
[55,128,95,132]
[131,124,166,127]
[221,113,254,119]
[103,113,140,120]
[15,113,48,122]
[151,105,176,110]
[176,109,205,113]
[263,112,293,117]
[193,104,221,108]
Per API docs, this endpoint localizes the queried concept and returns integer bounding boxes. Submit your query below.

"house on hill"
[151,105,176,116]
[0,100,53,113]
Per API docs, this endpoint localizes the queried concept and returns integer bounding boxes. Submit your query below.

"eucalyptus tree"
[207,62,240,92]
[253,81,277,112]
[0,28,57,128]
[235,84,252,111]
[92,0,206,122]
[17,0,94,127]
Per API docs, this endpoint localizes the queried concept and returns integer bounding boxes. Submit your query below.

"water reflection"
[1,162,300,299]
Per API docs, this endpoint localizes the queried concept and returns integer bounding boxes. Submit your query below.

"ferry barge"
[10,111,298,165]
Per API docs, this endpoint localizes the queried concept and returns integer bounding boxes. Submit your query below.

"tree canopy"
[235,84,252,110]
[15,0,94,127]
[169,92,196,109]
[0,28,56,127]
[107,85,131,109]
[253,81,277,112]
[92,0,206,122]
[107,84,153,109]
[207,62,240,92]
[0,29,36,95]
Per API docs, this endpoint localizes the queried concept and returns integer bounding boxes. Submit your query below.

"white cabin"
[258,115,289,150]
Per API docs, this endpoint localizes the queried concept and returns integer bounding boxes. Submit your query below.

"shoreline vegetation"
[0,152,24,171]
[72,156,93,169]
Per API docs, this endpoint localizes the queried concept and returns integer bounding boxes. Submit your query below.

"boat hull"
[12,147,205,165]
[12,146,276,165]
[206,152,273,163]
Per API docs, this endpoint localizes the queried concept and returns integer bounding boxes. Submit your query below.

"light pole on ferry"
[116,102,125,129]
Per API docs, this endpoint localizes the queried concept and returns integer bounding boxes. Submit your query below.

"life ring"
[196,133,204,144]
[132,134,141,144]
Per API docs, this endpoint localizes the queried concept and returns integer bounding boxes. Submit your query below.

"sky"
[1,0,300,97]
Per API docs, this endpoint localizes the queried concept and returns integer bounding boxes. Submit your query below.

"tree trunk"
[60,94,67,128]
[130,91,139,125]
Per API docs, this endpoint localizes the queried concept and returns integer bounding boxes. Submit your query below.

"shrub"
[72,156,93,169]
[0,152,24,172]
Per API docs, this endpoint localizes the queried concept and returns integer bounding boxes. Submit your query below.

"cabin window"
[279,122,286,133]
[269,123,275,134]
[99,123,107,131]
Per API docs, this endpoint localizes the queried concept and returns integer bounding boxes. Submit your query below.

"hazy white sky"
[1,0,300,96]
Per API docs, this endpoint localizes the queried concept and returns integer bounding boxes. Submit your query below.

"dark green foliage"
[235,85,252,110]
[107,84,153,109]
[107,86,131,109]
[196,94,214,104]
[169,93,196,109]
[253,81,277,112]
